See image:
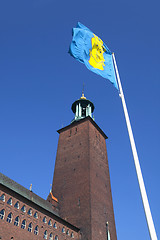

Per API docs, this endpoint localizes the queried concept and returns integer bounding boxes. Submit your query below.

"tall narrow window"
[48,219,52,226]
[34,225,39,235]
[28,208,32,216]
[106,222,111,240]
[66,229,69,235]
[7,198,12,205]
[34,211,38,219]
[43,216,47,223]
[55,236,58,240]
[14,201,19,209]
[14,216,19,226]
[44,230,47,239]
[71,232,74,238]
[0,194,5,202]
[53,222,57,229]
[28,222,32,232]
[0,209,5,220]
[62,227,65,233]
[49,233,53,240]
[21,219,26,229]
[21,205,26,213]
[7,212,12,223]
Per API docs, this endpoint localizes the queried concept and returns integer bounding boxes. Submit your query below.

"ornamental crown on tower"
[71,92,95,123]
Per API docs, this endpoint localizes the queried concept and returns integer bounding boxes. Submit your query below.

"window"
[7,212,12,223]
[28,222,32,232]
[21,205,26,213]
[0,209,5,220]
[53,222,57,229]
[48,219,52,226]
[49,233,53,240]
[0,194,5,202]
[34,211,38,219]
[28,208,32,216]
[62,227,65,233]
[55,236,58,240]
[7,198,12,205]
[44,230,47,239]
[21,219,26,229]
[34,225,39,235]
[43,216,47,223]
[71,232,74,238]
[66,229,69,235]
[14,216,19,226]
[14,201,19,209]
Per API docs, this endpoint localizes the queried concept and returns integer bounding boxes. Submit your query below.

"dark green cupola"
[71,92,95,123]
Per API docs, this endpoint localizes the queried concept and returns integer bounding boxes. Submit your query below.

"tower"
[51,93,117,240]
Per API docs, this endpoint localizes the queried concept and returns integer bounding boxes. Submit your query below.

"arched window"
[21,205,26,212]
[0,209,5,220]
[55,235,58,240]
[53,222,57,229]
[21,219,26,229]
[62,227,65,233]
[49,233,53,240]
[66,229,69,235]
[43,216,47,223]
[7,212,12,223]
[44,230,47,239]
[34,211,38,219]
[71,232,74,238]
[14,201,19,209]
[0,194,5,202]
[34,225,39,235]
[14,216,19,226]
[48,219,52,226]
[28,208,32,216]
[7,198,12,205]
[28,222,32,232]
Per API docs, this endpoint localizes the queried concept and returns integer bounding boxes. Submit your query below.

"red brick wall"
[89,121,117,240]
[0,189,80,240]
[52,120,91,239]
[52,118,117,240]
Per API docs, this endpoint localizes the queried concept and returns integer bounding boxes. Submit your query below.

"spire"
[81,83,86,99]
[71,92,95,123]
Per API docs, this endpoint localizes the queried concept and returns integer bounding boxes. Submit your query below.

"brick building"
[0,93,117,240]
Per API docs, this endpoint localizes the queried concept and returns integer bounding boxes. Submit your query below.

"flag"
[69,22,118,89]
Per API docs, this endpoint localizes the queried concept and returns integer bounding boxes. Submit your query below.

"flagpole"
[112,53,157,240]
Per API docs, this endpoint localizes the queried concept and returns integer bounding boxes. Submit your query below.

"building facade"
[0,94,117,240]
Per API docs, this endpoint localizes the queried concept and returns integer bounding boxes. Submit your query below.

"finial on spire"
[82,82,84,94]
[29,184,32,191]
[50,184,52,193]
[81,82,86,99]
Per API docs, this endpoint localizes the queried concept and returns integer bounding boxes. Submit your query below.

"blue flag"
[69,22,118,89]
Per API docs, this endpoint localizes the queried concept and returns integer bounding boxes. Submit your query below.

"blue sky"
[0,0,160,239]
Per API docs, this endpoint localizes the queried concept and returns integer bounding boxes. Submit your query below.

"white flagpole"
[112,53,157,240]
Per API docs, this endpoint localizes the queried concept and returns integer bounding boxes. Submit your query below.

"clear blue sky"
[0,1,160,239]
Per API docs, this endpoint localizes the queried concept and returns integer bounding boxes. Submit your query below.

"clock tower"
[51,93,117,240]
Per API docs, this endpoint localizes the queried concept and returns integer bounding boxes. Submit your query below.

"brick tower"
[51,93,117,240]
